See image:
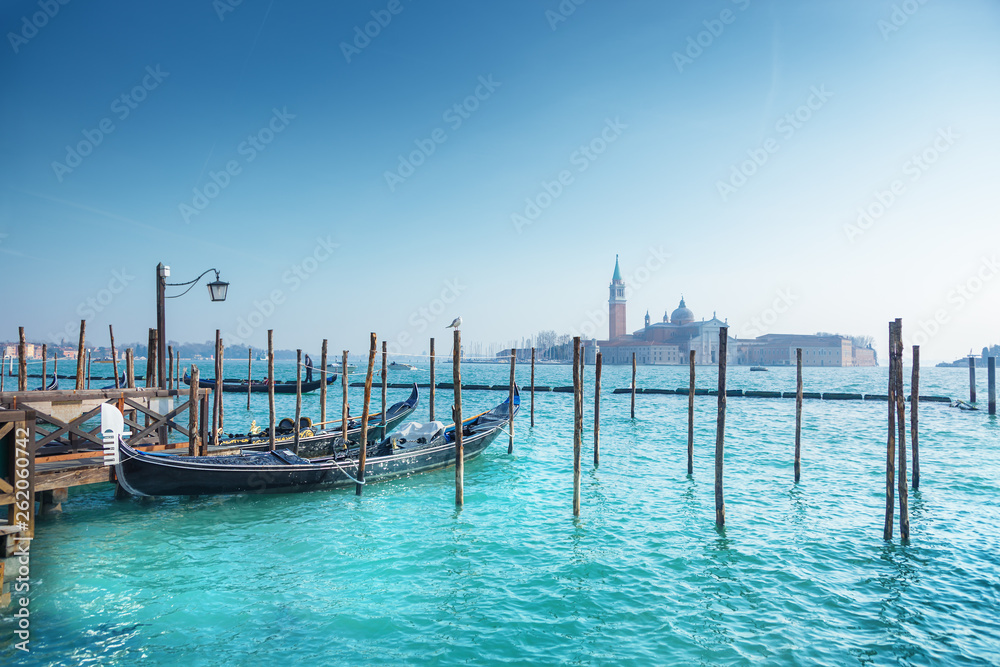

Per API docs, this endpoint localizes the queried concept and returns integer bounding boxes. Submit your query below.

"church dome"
[670,297,694,325]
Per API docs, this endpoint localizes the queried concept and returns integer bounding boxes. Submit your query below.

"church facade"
[599,256,732,365]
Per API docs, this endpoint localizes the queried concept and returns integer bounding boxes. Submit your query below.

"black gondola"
[219,385,420,457]
[113,385,518,497]
[33,376,58,391]
[181,371,338,394]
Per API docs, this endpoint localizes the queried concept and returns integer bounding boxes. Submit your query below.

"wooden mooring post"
[911,345,920,489]
[1,353,5,392]
[530,347,535,428]
[688,350,695,476]
[18,327,26,392]
[40,344,47,391]
[453,329,463,506]
[895,319,909,540]
[630,352,636,419]
[146,328,157,389]
[715,327,728,528]
[508,348,515,454]
[795,348,803,483]
[86,350,92,389]
[883,321,897,541]
[320,339,328,425]
[126,348,135,389]
[75,319,86,390]
[218,337,225,433]
[594,352,602,467]
[381,341,387,430]
[988,356,997,416]
[167,345,174,391]
[341,350,349,446]
[109,325,119,389]
[247,347,253,411]
[573,336,582,516]
[188,365,200,456]
[294,349,302,454]
[429,338,435,421]
[267,331,275,450]
[212,331,221,446]
[357,333,377,496]
[969,356,977,403]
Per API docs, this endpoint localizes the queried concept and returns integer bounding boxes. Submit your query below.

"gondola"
[218,385,420,457]
[33,376,58,391]
[181,371,337,394]
[113,385,518,497]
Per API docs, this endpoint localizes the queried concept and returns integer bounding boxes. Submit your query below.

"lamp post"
[156,262,229,389]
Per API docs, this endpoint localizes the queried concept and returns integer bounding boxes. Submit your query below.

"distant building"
[735,334,877,367]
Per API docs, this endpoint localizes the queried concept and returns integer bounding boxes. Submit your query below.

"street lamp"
[156,263,229,389]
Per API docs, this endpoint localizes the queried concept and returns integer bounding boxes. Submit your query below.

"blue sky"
[1,0,998,363]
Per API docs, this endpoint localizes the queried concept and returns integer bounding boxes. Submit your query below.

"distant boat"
[33,376,58,391]
[389,362,417,371]
[750,366,768,372]
[182,371,337,394]
[327,362,357,373]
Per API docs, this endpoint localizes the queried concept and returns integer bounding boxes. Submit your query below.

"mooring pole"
[530,347,535,428]
[883,320,896,541]
[109,325,119,389]
[357,334,377,496]
[294,349,302,454]
[969,356,977,403]
[17,327,26,392]
[188,365,200,456]
[573,336,582,517]
[594,352,602,467]
[895,319,909,540]
[429,337,435,421]
[988,356,997,416]
[86,350,92,389]
[453,329,463,506]
[167,345,174,391]
[795,347,803,483]
[75,319,86,390]
[212,331,221,446]
[715,327,728,528]
[381,341,387,433]
[248,347,253,411]
[218,337,225,434]
[341,350,349,447]
[126,348,135,389]
[508,348,516,454]
[267,330,275,451]
[688,349,695,476]
[911,345,920,489]
[40,344,46,391]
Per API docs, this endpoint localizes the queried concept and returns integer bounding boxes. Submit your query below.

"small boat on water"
[219,385,420,457]
[182,371,337,394]
[389,362,418,371]
[33,376,58,391]
[112,385,517,497]
[327,362,357,373]
[750,366,768,372]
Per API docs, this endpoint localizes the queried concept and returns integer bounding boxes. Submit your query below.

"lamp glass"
[207,280,229,302]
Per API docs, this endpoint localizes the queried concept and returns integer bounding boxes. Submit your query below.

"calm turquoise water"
[4,362,1000,665]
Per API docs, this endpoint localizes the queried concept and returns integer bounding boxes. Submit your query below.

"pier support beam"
[40,488,68,515]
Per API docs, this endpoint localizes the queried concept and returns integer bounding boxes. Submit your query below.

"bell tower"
[608,255,626,339]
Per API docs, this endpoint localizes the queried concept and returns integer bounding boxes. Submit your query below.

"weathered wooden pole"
[40,344,47,390]
[17,327,26,391]
[969,356,977,403]
[883,321,896,541]
[126,348,135,389]
[167,345,174,391]
[508,348,516,454]
[218,337,225,433]
[1,353,5,392]
[381,341,387,429]
[75,319,86,389]
[715,327,728,528]
[895,320,909,540]
[573,337,582,517]
[453,329,463,506]
[630,352,637,419]
[911,345,920,489]
[530,347,535,428]
[594,352,602,467]
[320,339,328,425]
[176,354,180,394]
[86,350,92,389]
[247,347,253,410]
[53,354,58,388]
[357,334,377,496]
[146,328,157,388]
[688,349,695,476]
[188,365,200,456]
[267,330,275,451]
[109,325,119,389]
[341,350,349,446]
[294,349,302,454]
[212,330,221,447]
[988,356,997,416]
[795,347,803,483]
[429,338,435,421]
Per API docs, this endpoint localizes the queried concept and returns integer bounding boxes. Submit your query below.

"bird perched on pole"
[447,316,462,330]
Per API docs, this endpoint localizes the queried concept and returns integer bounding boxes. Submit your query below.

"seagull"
[447,316,462,329]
